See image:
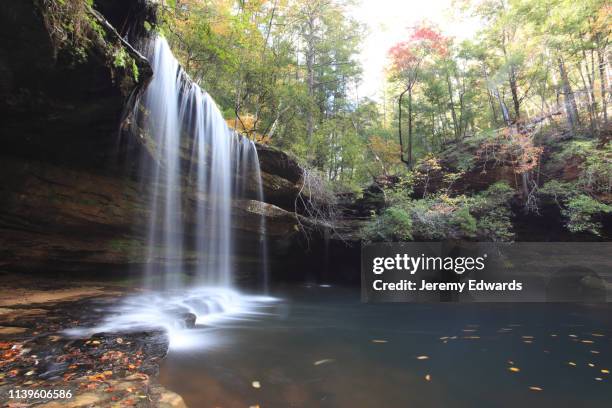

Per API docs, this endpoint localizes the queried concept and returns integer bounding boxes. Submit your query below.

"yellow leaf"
[509,367,520,373]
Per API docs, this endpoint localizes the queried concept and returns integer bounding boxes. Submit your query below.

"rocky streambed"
[0,275,186,408]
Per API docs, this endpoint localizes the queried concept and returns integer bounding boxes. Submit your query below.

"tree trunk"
[598,49,608,126]
[494,87,511,126]
[305,15,316,147]
[558,57,580,130]
[408,88,413,166]
[446,72,459,142]
[509,66,520,121]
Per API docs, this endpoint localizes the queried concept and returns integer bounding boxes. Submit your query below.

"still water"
[160,286,612,408]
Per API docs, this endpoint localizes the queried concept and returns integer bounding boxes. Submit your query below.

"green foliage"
[364,181,515,242]
[113,48,128,68]
[540,180,611,236]
[363,206,413,242]
[563,195,612,235]
[556,140,612,194]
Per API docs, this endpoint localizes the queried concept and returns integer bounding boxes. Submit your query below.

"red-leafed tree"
[388,24,448,166]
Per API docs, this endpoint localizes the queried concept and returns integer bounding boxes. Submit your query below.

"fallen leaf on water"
[252,381,261,389]
[523,340,533,344]
[522,336,534,339]
[568,362,576,367]
[508,360,514,365]
[550,334,558,337]
[581,340,594,344]
[371,339,388,343]
[591,333,604,337]
[416,355,429,360]
[314,359,334,366]
[568,334,577,338]
[595,377,603,381]
[508,367,520,373]
[464,336,480,339]
[601,369,609,374]
[425,374,431,381]
[588,363,595,368]
[462,329,477,333]
[529,386,543,392]
[590,350,600,354]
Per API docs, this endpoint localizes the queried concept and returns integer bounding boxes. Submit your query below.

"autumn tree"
[388,24,448,166]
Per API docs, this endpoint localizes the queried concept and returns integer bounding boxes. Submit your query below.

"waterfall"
[133,36,267,289]
[66,36,274,349]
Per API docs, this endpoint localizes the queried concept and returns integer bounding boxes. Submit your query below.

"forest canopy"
[158,0,610,239]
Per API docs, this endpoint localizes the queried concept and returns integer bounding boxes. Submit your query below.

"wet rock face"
[0,0,152,171]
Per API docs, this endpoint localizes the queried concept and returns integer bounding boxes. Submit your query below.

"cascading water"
[67,36,274,349]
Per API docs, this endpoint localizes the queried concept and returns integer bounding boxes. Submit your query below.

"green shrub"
[540,180,611,236]
[363,181,515,242]
[563,195,612,236]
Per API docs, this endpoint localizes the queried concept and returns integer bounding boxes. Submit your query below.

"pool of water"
[160,286,612,408]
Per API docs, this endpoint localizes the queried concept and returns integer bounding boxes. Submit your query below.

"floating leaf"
[601,369,609,374]
[252,381,261,389]
[314,359,334,366]
[521,336,534,339]
[568,362,576,366]
[581,340,594,344]
[591,333,604,337]
[508,367,520,373]
[529,386,543,392]
[588,363,595,368]
[425,374,431,381]
[416,355,429,360]
[372,339,388,343]
[595,377,603,381]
